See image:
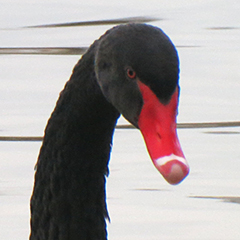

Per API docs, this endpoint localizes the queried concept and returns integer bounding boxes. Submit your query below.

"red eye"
[127,68,136,79]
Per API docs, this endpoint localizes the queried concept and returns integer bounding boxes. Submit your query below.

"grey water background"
[0,0,240,239]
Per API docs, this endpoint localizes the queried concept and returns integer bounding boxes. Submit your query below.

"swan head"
[95,23,189,185]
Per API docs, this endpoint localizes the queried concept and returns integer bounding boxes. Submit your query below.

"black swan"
[30,23,189,240]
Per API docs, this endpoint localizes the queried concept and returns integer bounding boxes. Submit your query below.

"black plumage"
[30,23,181,240]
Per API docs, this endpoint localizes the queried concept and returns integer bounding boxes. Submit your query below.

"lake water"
[0,0,240,239]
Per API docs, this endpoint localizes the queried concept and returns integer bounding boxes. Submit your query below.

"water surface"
[0,1,240,239]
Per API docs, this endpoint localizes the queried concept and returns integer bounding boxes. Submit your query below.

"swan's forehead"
[96,24,179,102]
[98,24,176,57]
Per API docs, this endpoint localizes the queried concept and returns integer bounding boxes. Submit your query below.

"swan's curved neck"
[30,43,120,240]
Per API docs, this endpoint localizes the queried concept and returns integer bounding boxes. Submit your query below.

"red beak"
[137,81,189,185]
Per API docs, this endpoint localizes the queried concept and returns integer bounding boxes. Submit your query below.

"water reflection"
[190,196,240,205]
[24,16,159,28]
[206,27,239,30]
[0,47,87,55]
[204,131,240,134]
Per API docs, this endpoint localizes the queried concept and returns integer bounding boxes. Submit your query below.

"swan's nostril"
[157,132,162,140]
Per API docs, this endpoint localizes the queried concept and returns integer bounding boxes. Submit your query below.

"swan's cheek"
[137,81,189,185]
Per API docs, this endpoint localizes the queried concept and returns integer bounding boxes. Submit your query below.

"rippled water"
[0,1,240,239]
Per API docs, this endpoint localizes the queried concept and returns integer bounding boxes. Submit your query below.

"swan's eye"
[126,68,136,79]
